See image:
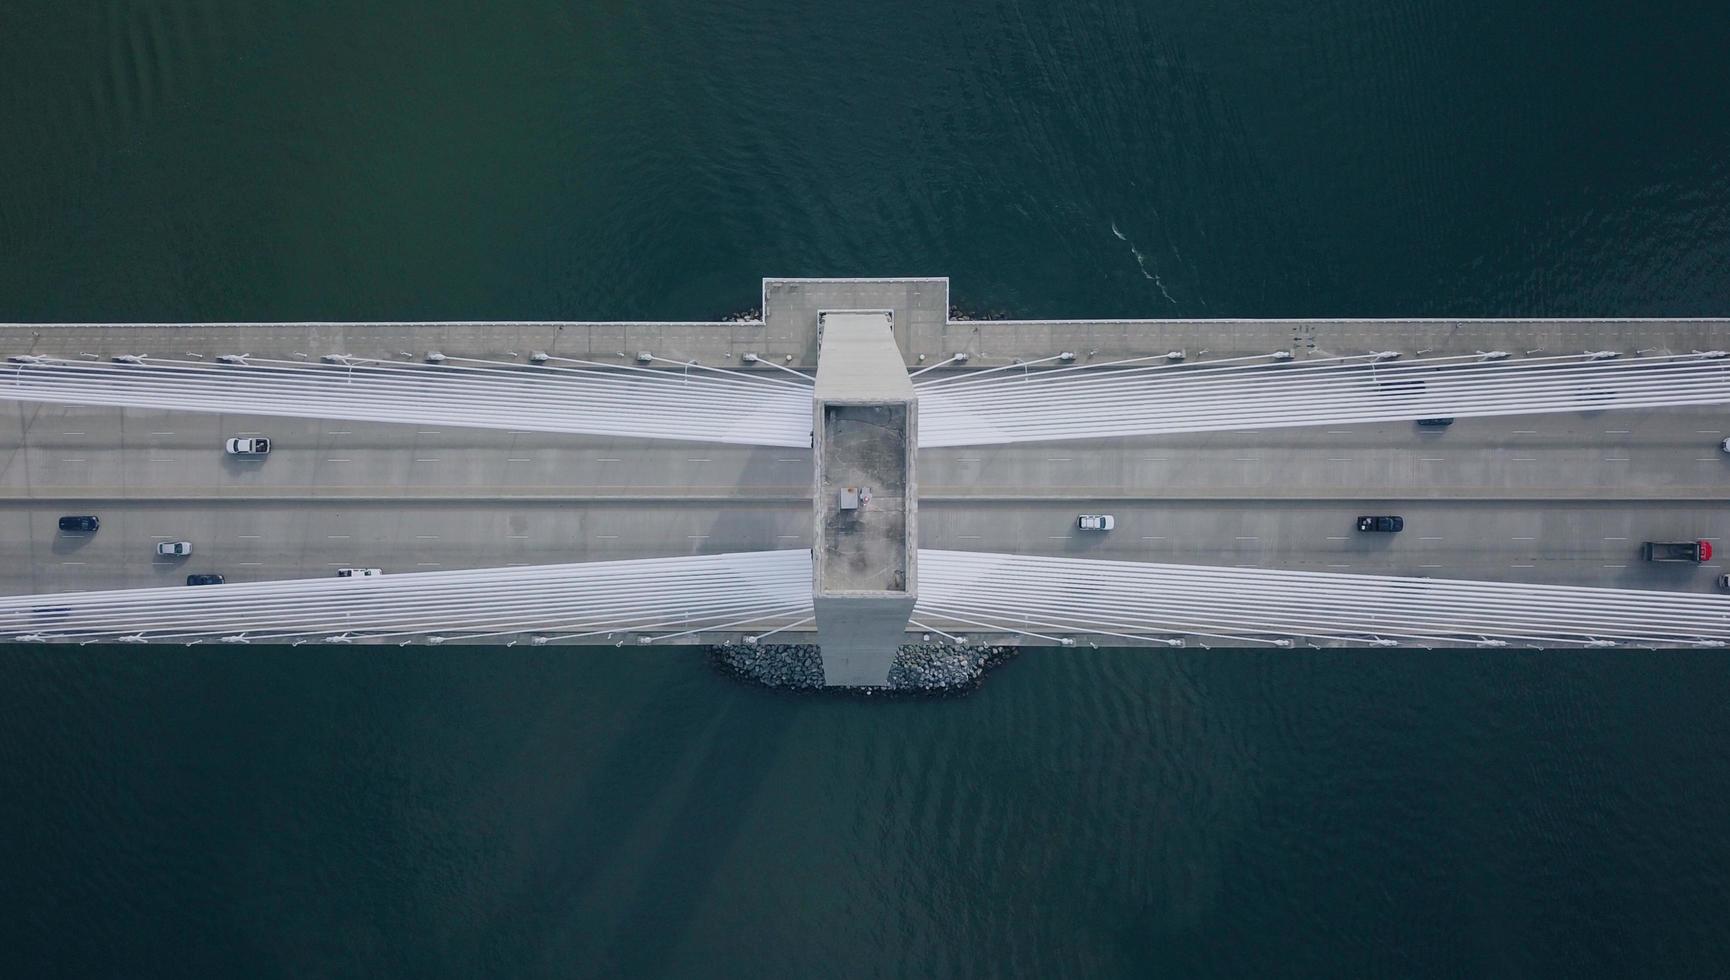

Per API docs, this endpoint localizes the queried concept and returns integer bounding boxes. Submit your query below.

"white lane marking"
[776,534,802,539]
[508,458,532,462]
[238,562,262,566]
[1513,429,1537,434]
[1232,457,1258,462]
[62,431,85,436]
[327,430,351,435]
[60,458,87,462]
[1604,536,1627,540]
[148,431,173,436]
[686,458,711,463]
[149,457,174,462]
[1326,535,1348,540]
[1047,535,1069,539]
[1419,563,1442,568]
[1696,430,1722,434]
[1141,457,1169,461]
[1420,457,1445,462]
[1511,457,1536,462]
[594,534,618,539]
[414,457,440,463]
[596,457,621,462]
[1328,563,1351,568]
[1419,536,1443,540]
[1604,457,1630,462]
[1141,535,1166,540]
[687,534,710,539]
[957,457,982,462]
[415,534,439,540]
[417,430,441,435]
[1697,458,1720,462]
[327,534,351,539]
[60,561,85,566]
[956,534,981,539]
[776,458,803,463]
[1510,563,1535,568]
[1327,457,1352,462]
[1605,430,1630,434]
[1235,536,1259,540]
[416,562,440,567]
[1047,457,1073,462]
[1603,564,1626,568]
[326,458,351,463]
[1512,536,1535,540]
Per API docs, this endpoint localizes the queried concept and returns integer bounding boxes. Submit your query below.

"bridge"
[1,277,1727,685]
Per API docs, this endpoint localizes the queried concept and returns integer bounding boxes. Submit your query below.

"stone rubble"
[711,641,1015,694]
[947,306,1010,322]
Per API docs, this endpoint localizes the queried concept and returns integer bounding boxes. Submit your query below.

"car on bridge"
[225,437,271,455]
[336,567,384,578]
[186,573,225,586]
[1078,515,1115,531]
[1357,515,1404,533]
[57,515,99,533]
[156,541,193,557]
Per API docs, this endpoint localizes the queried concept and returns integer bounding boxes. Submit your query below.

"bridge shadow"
[488,656,802,976]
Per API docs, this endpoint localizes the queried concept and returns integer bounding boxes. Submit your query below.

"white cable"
[918,352,1730,446]
[0,551,814,644]
[0,355,813,448]
[916,551,1730,647]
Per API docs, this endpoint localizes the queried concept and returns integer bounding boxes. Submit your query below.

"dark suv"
[57,515,100,533]
[1356,515,1404,533]
[186,573,225,586]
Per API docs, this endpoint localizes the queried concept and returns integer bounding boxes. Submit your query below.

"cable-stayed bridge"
[1,278,1726,685]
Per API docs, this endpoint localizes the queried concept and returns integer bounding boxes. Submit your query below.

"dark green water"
[3,1,1730,975]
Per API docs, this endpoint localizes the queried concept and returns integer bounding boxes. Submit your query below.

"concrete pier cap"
[812,311,918,686]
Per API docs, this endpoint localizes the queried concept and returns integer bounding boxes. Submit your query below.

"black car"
[1356,515,1404,533]
[186,573,225,586]
[57,515,100,533]
[1416,417,1454,427]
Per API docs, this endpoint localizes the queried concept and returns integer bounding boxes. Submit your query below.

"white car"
[156,541,193,557]
[1720,437,1730,453]
[1078,514,1115,531]
[336,567,383,578]
[225,437,271,455]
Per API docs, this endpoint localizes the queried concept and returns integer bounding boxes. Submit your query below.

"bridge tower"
[811,311,917,686]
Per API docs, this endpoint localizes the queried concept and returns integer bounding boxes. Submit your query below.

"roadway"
[0,400,1723,595]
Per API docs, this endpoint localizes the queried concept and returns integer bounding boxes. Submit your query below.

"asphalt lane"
[1,400,1724,595]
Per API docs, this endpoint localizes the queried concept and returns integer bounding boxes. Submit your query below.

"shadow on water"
[478,663,802,977]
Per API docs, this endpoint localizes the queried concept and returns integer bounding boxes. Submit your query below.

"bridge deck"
[0,277,1723,645]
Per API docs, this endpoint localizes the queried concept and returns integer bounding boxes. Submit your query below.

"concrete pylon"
[811,310,917,686]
